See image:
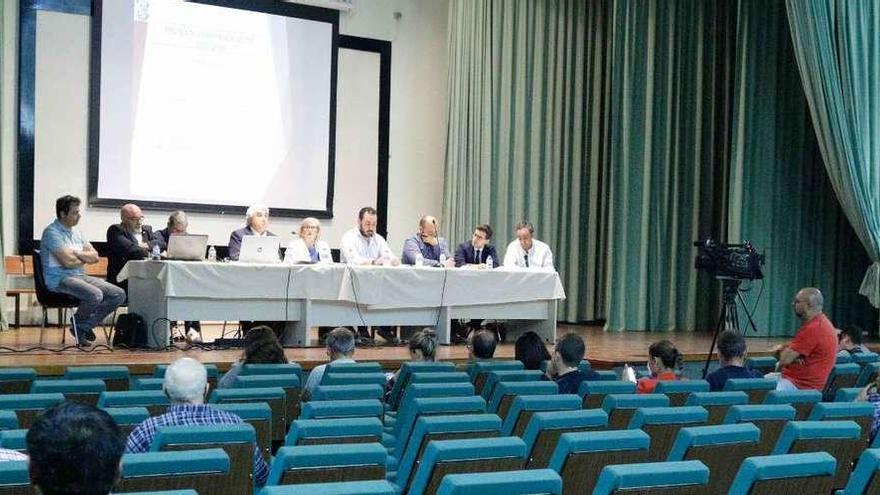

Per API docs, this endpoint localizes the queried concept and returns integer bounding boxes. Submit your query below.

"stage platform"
[0,323,834,377]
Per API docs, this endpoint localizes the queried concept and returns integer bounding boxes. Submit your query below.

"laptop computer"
[166,234,208,261]
[238,235,281,264]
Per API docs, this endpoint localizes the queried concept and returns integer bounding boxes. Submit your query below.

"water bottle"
[414,253,424,267]
[207,245,217,262]
[622,363,637,383]
[150,243,160,260]
[439,253,448,266]
[486,256,494,269]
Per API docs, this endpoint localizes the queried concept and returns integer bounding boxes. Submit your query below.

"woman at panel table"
[284,217,332,264]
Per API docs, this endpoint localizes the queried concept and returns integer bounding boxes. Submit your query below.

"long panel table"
[120,261,566,348]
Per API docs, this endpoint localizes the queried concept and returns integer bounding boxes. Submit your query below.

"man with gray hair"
[125,357,269,487]
[767,287,837,391]
[304,327,357,393]
[155,211,201,343]
[227,205,276,261]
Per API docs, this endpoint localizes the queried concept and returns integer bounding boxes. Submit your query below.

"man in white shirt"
[503,221,554,269]
[339,207,400,344]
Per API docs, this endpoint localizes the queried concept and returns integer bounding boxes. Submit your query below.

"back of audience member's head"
[326,327,356,359]
[163,357,208,404]
[648,340,682,374]
[409,328,438,362]
[243,325,288,364]
[716,330,747,363]
[554,333,586,369]
[470,329,497,360]
[515,331,551,370]
[27,401,124,495]
[838,325,864,347]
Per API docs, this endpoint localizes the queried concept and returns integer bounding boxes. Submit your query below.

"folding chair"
[593,460,710,494]
[548,429,650,495]
[728,452,837,495]
[436,469,562,495]
[771,420,862,491]
[627,406,708,461]
[522,409,608,468]
[667,423,760,494]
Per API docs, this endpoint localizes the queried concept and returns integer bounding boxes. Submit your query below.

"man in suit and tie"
[106,203,158,293]
[454,224,499,268]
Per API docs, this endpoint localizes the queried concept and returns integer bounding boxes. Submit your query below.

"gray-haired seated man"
[304,327,357,396]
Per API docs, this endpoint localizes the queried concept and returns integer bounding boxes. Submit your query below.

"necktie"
[524,252,530,267]
[475,249,481,264]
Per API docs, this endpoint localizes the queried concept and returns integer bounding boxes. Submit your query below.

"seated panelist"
[154,210,188,254]
[454,223,499,268]
[107,203,158,292]
[227,205,277,261]
[284,217,332,264]
[402,215,454,267]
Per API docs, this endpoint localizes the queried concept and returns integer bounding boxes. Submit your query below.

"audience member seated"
[515,331,551,370]
[155,210,201,343]
[284,217,332,264]
[227,205,277,262]
[27,401,124,495]
[402,215,454,267]
[637,340,683,394]
[706,331,762,392]
[125,357,269,487]
[857,371,880,443]
[838,324,870,354]
[218,326,289,389]
[546,333,601,393]
[502,221,554,269]
[41,195,125,346]
[468,329,498,362]
[304,327,357,395]
[107,203,158,292]
[385,328,439,401]
[766,287,837,391]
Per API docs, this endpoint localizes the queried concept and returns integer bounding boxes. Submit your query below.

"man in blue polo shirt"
[705,330,762,391]
[546,333,602,394]
[40,195,125,346]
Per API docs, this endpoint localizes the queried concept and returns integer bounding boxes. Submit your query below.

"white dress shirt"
[284,238,332,264]
[503,238,554,269]
[340,227,396,264]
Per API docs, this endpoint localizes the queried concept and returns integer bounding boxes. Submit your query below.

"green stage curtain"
[603,0,735,331]
[444,0,612,322]
[728,0,876,336]
[786,0,880,309]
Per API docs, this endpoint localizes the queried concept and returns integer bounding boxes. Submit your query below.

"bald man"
[401,215,454,267]
[107,203,158,292]
[767,287,837,391]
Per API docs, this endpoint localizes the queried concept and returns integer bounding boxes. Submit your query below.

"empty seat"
[436,469,562,495]
[856,362,880,387]
[728,451,837,495]
[266,442,387,486]
[232,374,301,426]
[213,402,273,457]
[257,480,398,495]
[593,460,710,494]
[468,361,523,395]
[487,381,558,421]
[0,460,29,494]
[578,380,636,409]
[0,412,18,432]
[685,391,749,424]
[209,387,286,443]
[601,393,669,429]
[723,404,796,455]
[0,393,65,428]
[325,362,383,374]
[0,430,26,452]
[389,396,488,460]
[240,363,303,383]
[723,378,777,404]
[838,447,880,495]
[744,356,778,375]
[117,448,231,494]
[321,373,387,387]
[102,406,150,438]
[835,387,864,402]
[772,420,863,491]
[392,414,503,492]
[548,429,650,495]
[501,394,581,436]
[30,379,106,406]
[852,352,879,366]
[763,389,822,420]
[654,380,710,407]
[406,436,527,495]
[64,365,130,391]
[480,370,545,400]
[667,423,761,494]
[131,378,165,391]
[387,382,478,435]
[299,399,383,420]
[387,362,457,410]
[594,370,619,381]
[286,417,383,446]
[0,368,36,395]
[522,409,608,468]
[310,384,384,401]
[627,406,708,461]
[824,363,862,401]
[98,390,170,416]
[808,402,875,446]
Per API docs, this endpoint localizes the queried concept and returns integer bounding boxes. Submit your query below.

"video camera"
[693,238,764,280]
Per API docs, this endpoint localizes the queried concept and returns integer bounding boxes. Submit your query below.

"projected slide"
[95,0,335,213]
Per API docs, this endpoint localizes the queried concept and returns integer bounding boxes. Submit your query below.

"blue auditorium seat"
[594,370,619,381]
[100,406,150,437]
[209,387,286,443]
[240,363,302,382]
[30,378,106,406]
[321,372,387,387]
[593,460,710,494]
[521,409,607,468]
[97,390,170,416]
[667,423,760,493]
[212,402,273,456]
[0,411,18,431]
[0,393,65,428]
[723,404,796,455]
[548,429,650,495]
[0,430,26,452]
[310,384,384,401]
[501,393,581,436]
[654,380,710,406]
[835,387,864,402]
[837,351,854,364]
[808,401,875,445]
[684,391,748,424]
[837,448,880,495]
[627,406,708,461]
[232,374,301,427]
[131,378,165,390]
[64,365,130,391]
[0,368,36,395]
[744,356,778,375]
[856,362,880,387]
[387,382,477,433]
[487,381,558,421]
[772,420,863,490]
[852,352,879,366]
[824,363,862,400]
[578,380,636,409]
[286,417,383,445]
[468,360,523,395]
[728,452,837,495]
[763,389,822,420]
[266,443,387,486]
[299,398,383,420]
[480,369,545,400]
[601,393,668,429]
[0,460,29,492]
[257,480,398,495]
[388,396,487,459]
[406,437,527,495]
[117,448,231,494]
[723,378,777,404]
[325,361,383,374]
[386,361,456,410]
[436,469,562,495]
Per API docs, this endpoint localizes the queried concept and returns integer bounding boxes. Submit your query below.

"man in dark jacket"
[106,203,157,293]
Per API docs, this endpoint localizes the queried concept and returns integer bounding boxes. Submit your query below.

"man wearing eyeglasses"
[502,221,554,269]
[454,224,499,268]
[107,203,158,292]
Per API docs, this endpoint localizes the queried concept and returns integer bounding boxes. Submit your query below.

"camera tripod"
[701,277,760,379]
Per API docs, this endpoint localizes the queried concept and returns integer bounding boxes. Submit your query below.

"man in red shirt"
[770,287,837,390]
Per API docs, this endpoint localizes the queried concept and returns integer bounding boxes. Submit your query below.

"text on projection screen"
[97,0,333,211]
